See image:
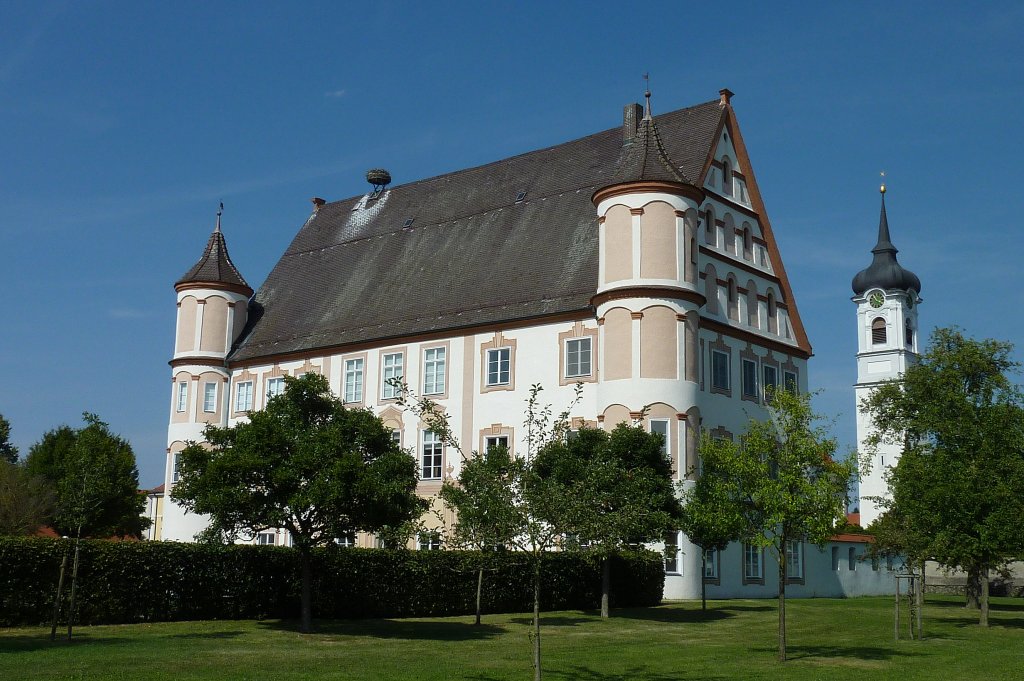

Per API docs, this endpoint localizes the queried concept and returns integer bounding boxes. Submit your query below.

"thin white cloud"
[324,89,347,98]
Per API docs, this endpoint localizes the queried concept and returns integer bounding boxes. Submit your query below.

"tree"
[0,461,55,535]
[532,423,683,618]
[678,435,746,611]
[25,414,148,539]
[686,389,854,661]
[171,373,426,633]
[861,327,1024,627]
[0,413,18,464]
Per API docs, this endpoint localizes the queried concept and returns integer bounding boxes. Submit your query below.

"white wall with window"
[423,347,446,395]
[235,381,253,412]
[421,430,443,480]
[565,337,592,378]
[202,382,218,412]
[486,347,511,386]
[344,358,364,403]
[381,352,403,399]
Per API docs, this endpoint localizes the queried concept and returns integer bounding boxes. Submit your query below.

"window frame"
[380,351,404,401]
[786,539,804,583]
[485,435,509,453]
[649,419,670,460]
[422,346,447,396]
[257,532,276,546]
[171,451,182,484]
[175,382,188,413]
[871,317,887,345]
[265,376,285,400]
[663,531,680,574]
[784,370,799,394]
[202,382,218,413]
[565,337,592,379]
[343,357,365,404]
[703,548,720,582]
[418,532,441,551]
[742,543,764,584]
[711,349,731,394]
[741,358,758,401]
[485,347,512,387]
[763,364,779,401]
[421,430,443,481]
[235,380,254,413]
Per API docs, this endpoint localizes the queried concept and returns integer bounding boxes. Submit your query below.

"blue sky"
[2,2,1022,488]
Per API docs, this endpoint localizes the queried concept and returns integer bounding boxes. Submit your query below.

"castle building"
[851,187,922,527]
[162,90,895,598]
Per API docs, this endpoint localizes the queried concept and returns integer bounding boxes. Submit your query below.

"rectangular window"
[421,430,443,480]
[848,547,857,571]
[743,544,763,580]
[336,533,356,548]
[381,352,404,399]
[711,350,730,391]
[784,370,798,394]
[171,452,182,484]
[266,376,285,400]
[390,429,402,446]
[704,548,719,579]
[418,532,441,551]
[831,546,840,571]
[423,347,446,395]
[203,382,217,412]
[763,365,778,400]
[344,358,364,403]
[175,382,188,412]
[741,358,758,399]
[786,540,804,580]
[257,532,276,546]
[485,435,508,453]
[565,337,592,378]
[235,381,253,412]
[664,532,679,574]
[486,347,511,386]
[649,420,669,459]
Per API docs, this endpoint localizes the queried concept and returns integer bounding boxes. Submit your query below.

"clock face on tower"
[868,291,884,308]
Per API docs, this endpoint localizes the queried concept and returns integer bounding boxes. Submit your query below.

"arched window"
[690,237,697,267]
[722,158,732,195]
[704,208,716,245]
[872,318,887,345]
[704,265,720,315]
[905,319,914,347]
[767,290,778,334]
[742,225,753,260]
[728,277,739,321]
[746,281,759,328]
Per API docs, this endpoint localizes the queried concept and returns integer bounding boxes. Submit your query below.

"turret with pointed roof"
[175,207,252,297]
[851,189,921,295]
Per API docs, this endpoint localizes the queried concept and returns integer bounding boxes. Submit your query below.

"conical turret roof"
[606,94,694,188]
[851,192,920,295]
[176,214,251,294]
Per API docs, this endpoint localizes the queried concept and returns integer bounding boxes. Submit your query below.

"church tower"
[163,206,252,540]
[852,186,921,527]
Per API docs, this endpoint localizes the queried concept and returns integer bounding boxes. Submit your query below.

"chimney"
[718,89,734,107]
[311,197,326,211]
[622,103,644,143]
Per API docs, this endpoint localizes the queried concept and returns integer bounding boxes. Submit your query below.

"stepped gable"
[230,99,725,363]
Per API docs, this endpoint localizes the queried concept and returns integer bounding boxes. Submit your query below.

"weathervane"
[215,201,224,232]
[642,72,651,117]
[880,171,886,194]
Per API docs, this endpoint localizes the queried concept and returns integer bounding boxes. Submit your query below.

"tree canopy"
[0,414,17,464]
[862,327,1024,625]
[0,461,55,536]
[171,372,426,632]
[683,389,854,660]
[25,413,147,539]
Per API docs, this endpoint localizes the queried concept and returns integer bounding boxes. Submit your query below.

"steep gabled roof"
[176,225,251,293]
[229,100,728,363]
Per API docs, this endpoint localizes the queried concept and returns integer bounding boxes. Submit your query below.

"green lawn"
[2,596,1022,680]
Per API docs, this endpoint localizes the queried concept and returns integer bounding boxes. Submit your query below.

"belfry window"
[871,318,887,345]
[905,320,914,347]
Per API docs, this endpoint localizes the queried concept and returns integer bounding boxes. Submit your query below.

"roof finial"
[642,73,652,119]
[880,170,886,195]
[215,201,223,233]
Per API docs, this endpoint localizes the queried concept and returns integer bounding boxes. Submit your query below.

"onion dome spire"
[176,203,252,295]
[851,185,921,295]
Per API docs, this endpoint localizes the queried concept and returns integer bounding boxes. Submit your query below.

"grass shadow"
[945,616,1024,629]
[464,667,727,681]
[260,618,506,641]
[613,606,735,624]
[0,634,132,654]
[508,615,593,627]
[753,644,923,661]
[167,630,246,640]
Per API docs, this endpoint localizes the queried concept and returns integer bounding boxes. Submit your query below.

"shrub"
[0,538,663,626]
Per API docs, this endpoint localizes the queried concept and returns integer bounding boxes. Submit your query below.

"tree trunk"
[475,566,483,626]
[66,533,82,641]
[700,551,707,612]
[916,560,924,639]
[777,544,787,662]
[533,559,542,681]
[299,548,313,633]
[50,540,69,641]
[600,556,610,618]
[965,565,981,609]
[894,577,900,641]
[980,568,989,627]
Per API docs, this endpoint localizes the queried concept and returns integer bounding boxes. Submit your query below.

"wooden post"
[49,539,69,641]
[894,576,900,641]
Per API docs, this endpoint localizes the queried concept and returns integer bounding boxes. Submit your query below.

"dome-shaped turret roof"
[176,209,252,294]
[851,191,920,295]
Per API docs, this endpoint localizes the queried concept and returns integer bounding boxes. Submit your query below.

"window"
[171,452,182,484]
[649,420,669,459]
[235,381,253,412]
[266,376,285,399]
[704,548,719,579]
[727,279,738,320]
[905,320,914,347]
[722,159,732,195]
[390,429,402,446]
[175,382,188,412]
[741,359,758,399]
[786,540,804,580]
[203,382,217,413]
[664,532,679,573]
[763,365,778,400]
[784,370,798,394]
[767,292,778,334]
[344,358,364,403]
[743,544,763,581]
[848,547,857,571]
[565,337,592,378]
[831,546,840,571]
[486,347,511,386]
[423,347,446,395]
[381,352,404,399]
[871,317,887,345]
[485,435,508,453]
[742,227,752,260]
[336,533,356,548]
[421,430,443,480]
[711,350,730,392]
[257,532,276,546]
[704,209,715,245]
[418,532,441,551]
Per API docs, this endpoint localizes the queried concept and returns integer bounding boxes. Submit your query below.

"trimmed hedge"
[0,538,663,626]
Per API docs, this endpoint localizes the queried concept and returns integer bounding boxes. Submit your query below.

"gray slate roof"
[177,229,251,291]
[230,99,725,363]
[851,194,921,295]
